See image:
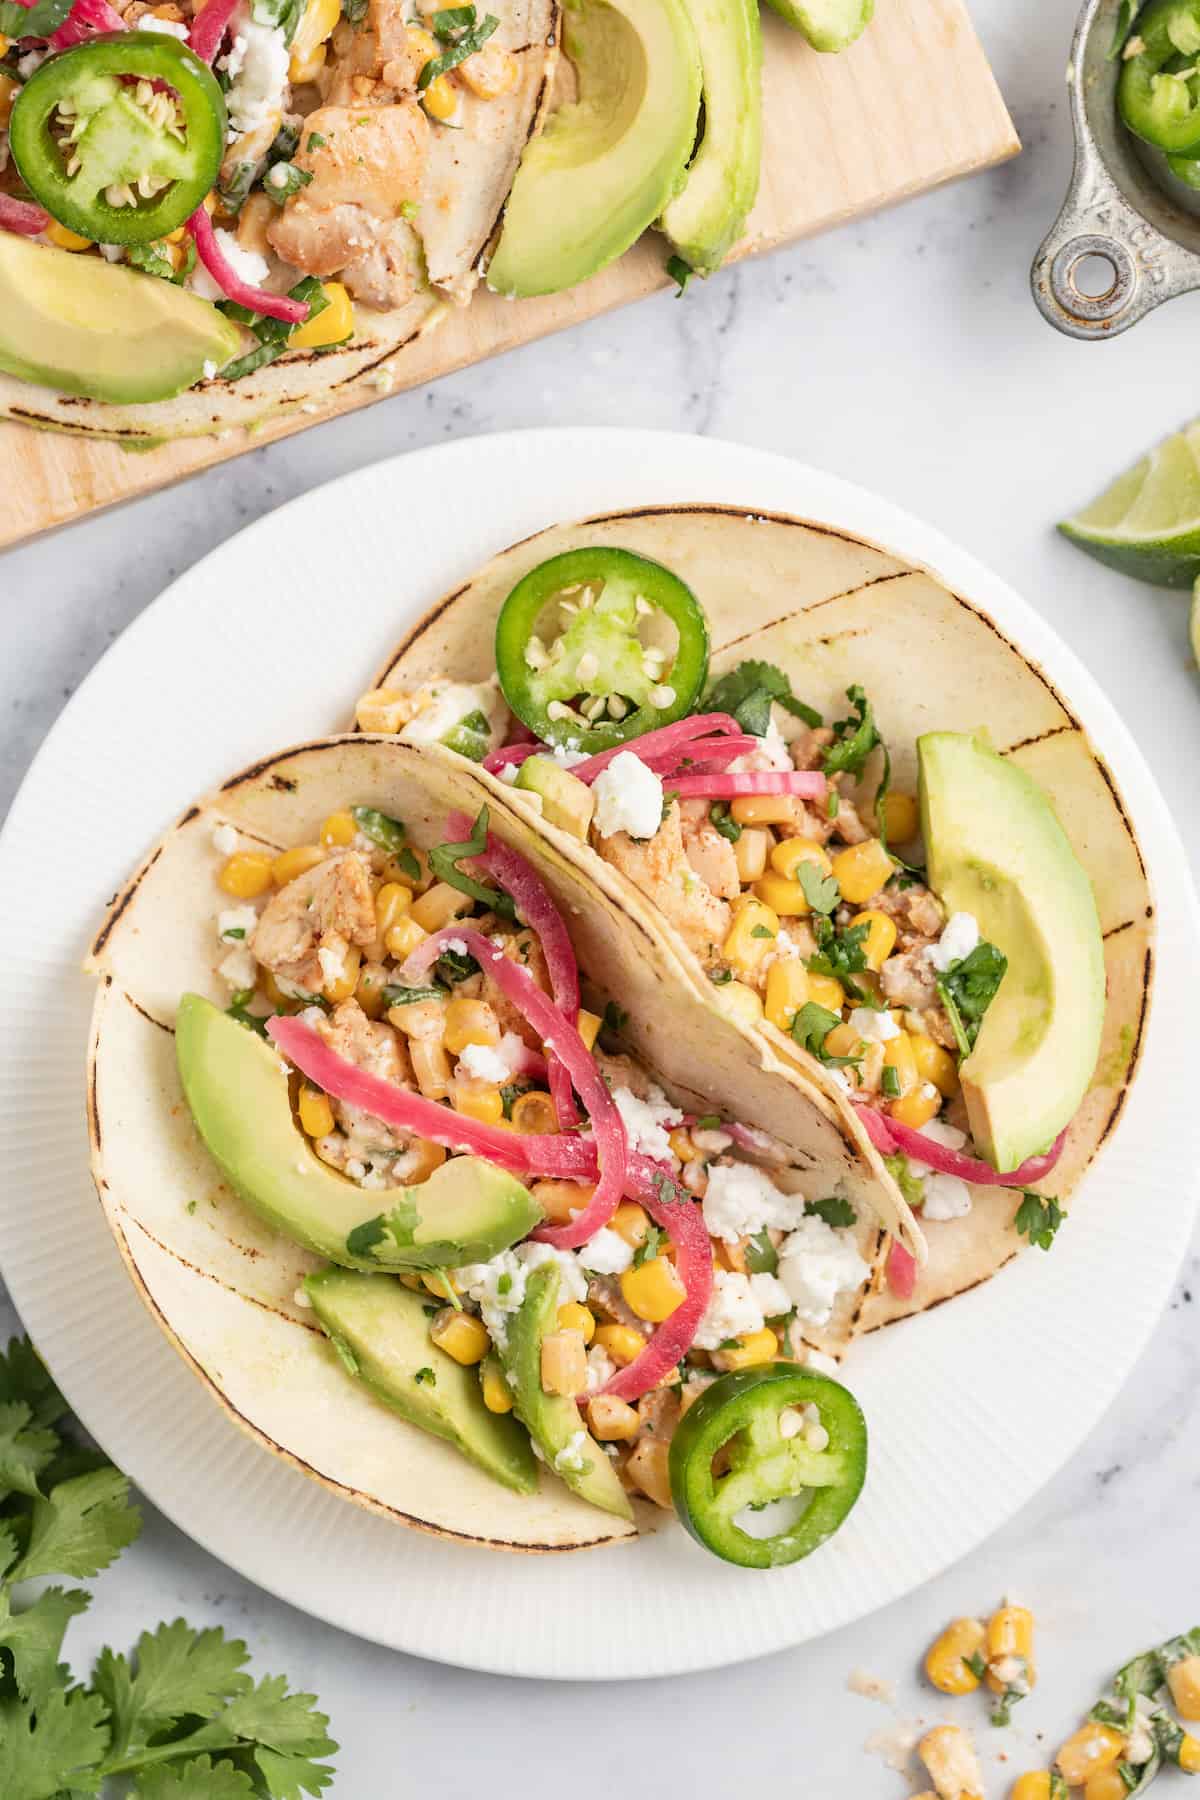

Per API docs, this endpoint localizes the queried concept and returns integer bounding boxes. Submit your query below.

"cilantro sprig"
[704,661,822,738]
[428,806,515,918]
[936,940,1007,1057]
[0,1337,337,1796]
[1014,1191,1066,1251]
[417,4,499,89]
[790,1002,860,1071]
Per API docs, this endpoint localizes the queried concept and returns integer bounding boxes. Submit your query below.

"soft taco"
[86,731,911,1561]
[351,504,1153,1324]
[0,0,556,438]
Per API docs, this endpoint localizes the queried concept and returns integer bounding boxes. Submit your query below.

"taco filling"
[356,539,1110,1301]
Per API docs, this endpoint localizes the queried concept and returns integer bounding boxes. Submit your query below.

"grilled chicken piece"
[323,0,426,103]
[317,998,414,1152]
[250,851,376,993]
[595,803,731,966]
[679,800,741,901]
[267,103,428,307]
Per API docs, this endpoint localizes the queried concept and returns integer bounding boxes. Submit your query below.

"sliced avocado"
[487,0,702,299]
[659,0,762,274]
[500,1264,633,1520]
[0,235,241,405]
[918,733,1105,1174]
[306,1268,538,1494]
[514,755,596,839]
[346,1160,543,1269]
[176,995,540,1269]
[764,0,873,51]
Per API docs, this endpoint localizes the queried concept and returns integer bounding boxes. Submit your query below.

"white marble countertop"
[3,2,1199,1792]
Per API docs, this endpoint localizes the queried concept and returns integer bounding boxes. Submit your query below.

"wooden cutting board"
[0,0,1017,551]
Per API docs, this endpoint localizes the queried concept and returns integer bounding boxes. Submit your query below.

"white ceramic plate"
[0,430,1195,1681]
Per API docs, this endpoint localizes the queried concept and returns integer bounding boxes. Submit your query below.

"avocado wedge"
[0,235,240,405]
[660,0,762,274]
[764,0,873,52]
[487,0,702,298]
[306,1268,538,1493]
[176,995,540,1269]
[501,1264,633,1520]
[919,733,1105,1174]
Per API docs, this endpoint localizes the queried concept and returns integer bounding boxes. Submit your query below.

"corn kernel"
[429,1308,489,1365]
[385,916,428,961]
[405,1138,446,1181]
[754,873,814,917]
[593,1323,646,1367]
[288,0,340,76]
[288,38,326,81]
[0,71,18,126]
[385,846,432,891]
[576,1007,602,1051]
[1010,1778,1053,1800]
[356,688,409,734]
[1083,1769,1130,1800]
[911,1031,960,1097]
[444,997,500,1055]
[218,850,273,899]
[890,1081,941,1129]
[540,1329,587,1397]
[320,810,357,848]
[454,1082,504,1124]
[410,881,474,933]
[770,837,833,880]
[883,1031,919,1096]
[557,1301,595,1343]
[881,790,920,843]
[46,222,92,251]
[480,1355,513,1413]
[722,897,780,979]
[1179,1734,1200,1773]
[374,880,412,939]
[919,1724,984,1800]
[512,1091,558,1135]
[733,826,771,884]
[355,963,387,1018]
[620,1257,686,1324]
[610,1201,650,1248]
[271,844,326,888]
[730,794,798,826]
[422,73,458,120]
[986,1606,1035,1693]
[668,1126,698,1163]
[1055,1724,1126,1786]
[323,944,361,1003]
[713,979,764,1027]
[290,278,354,349]
[297,1084,334,1139]
[410,1036,451,1099]
[455,41,519,96]
[530,1178,593,1225]
[1170,1656,1200,1720]
[625,1437,672,1508]
[850,908,898,970]
[805,972,845,1012]
[421,1269,460,1299]
[765,959,809,1032]
[831,838,894,905]
[924,1617,986,1695]
[586,1393,640,1441]
[824,1022,865,1060]
[711,1326,777,1372]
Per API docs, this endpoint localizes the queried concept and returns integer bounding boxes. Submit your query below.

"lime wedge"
[1060,420,1200,587]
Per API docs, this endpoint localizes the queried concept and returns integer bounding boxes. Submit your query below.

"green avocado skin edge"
[763,0,873,53]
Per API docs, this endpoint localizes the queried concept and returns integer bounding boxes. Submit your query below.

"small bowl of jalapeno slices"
[1033,0,1200,340]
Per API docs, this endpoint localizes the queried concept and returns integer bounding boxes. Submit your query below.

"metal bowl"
[1033,0,1200,337]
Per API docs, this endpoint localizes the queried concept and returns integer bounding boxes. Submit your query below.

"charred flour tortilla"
[363,505,1154,1325]
[0,0,557,441]
[86,733,914,1550]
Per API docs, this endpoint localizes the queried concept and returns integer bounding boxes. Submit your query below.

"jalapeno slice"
[10,34,226,244]
[668,1365,867,1569]
[1119,0,1200,156]
[494,547,709,754]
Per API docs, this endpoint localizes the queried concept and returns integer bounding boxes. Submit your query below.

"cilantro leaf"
[965,1650,988,1681]
[709,800,741,844]
[744,1228,778,1274]
[0,1402,61,1501]
[632,1224,664,1268]
[705,660,821,737]
[226,990,270,1040]
[797,861,840,916]
[220,1671,337,1759]
[790,1002,859,1069]
[254,1744,337,1797]
[94,1620,253,1764]
[0,1685,109,1799]
[1014,1191,1066,1252]
[883,1153,926,1210]
[136,1756,257,1799]
[822,685,880,780]
[417,7,498,87]
[0,1584,90,1704]
[0,1339,68,1431]
[936,940,1007,1056]
[804,1196,856,1229]
[11,1466,142,1583]
[428,806,514,917]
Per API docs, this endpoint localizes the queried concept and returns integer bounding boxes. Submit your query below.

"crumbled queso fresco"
[926,910,980,973]
[591,752,664,840]
[904,1118,973,1221]
[611,1083,683,1163]
[577,1226,634,1275]
[455,1243,588,1348]
[693,1270,792,1350]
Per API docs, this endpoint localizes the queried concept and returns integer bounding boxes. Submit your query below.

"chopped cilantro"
[414,1367,436,1386]
[936,940,1007,1056]
[307,130,327,150]
[381,982,447,1007]
[806,916,876,1003]
[1014,1191,1066,1251]
[744,1228,778,1274]
[750,923,775,939]
[225,990,269,1039]
[418,4,499,87]
[797,861,840,916]
[965,1650,988,1681]
[804,1195,856,1229]
[704,660,822,738]
[791,1002,859,1069]
[436,948,480,985]
[264,160,314,206]
[428,806,514,917]
[632,1225,665,1269]
[822,684,880,780]
[709,800,741,844]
